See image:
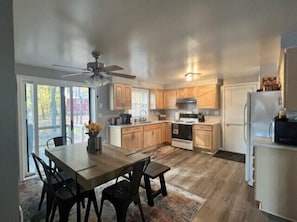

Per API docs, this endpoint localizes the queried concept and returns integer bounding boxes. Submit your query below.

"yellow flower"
[85,122,103,134]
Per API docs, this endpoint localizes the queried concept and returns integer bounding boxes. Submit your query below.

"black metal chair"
[31,153,72,222]
[33,153,99,222]
[98,160,148,222]
[46,136,72,148]
[46,136,72,169]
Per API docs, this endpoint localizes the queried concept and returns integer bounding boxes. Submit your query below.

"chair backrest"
[32,152,60,195]
[130,160,147,196]
[31,152,46,184]
[47,136,72,148]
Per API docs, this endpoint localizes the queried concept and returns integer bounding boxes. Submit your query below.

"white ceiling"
[13,0,297,84]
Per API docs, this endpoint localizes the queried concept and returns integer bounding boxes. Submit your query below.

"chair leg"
[46,192,54,222]
[58,202,74,222]
[114,204,129,222]
[98,196,105,221]
[49,202,57,222]
[84,190,100,222]
[136,196,145,222]
[38,185,46,210]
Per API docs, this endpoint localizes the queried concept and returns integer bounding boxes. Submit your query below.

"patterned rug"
[19,177,206,222]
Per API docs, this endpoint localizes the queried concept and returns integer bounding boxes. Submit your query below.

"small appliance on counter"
[159,114,167,120]
[197,113,205,122]
[274,117,297,145]
[119,113,132,124]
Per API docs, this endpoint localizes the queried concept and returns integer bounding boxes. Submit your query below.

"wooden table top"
[45,143,150,190]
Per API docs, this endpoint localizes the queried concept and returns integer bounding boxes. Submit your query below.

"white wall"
[0,0,19,221]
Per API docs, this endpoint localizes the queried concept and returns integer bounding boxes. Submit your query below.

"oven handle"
[172,138,192,143]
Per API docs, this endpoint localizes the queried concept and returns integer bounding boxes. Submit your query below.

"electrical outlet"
[98,113,102,118]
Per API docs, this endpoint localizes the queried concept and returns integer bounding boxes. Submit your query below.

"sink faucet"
[140,109,147,122]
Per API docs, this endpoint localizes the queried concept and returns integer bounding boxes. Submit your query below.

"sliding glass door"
[20,78,94,179]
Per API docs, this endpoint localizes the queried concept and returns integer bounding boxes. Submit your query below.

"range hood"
[176,97,197,104]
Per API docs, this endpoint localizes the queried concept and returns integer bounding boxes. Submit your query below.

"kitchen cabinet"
[143,123,162,148]
[280,47,297,111]
[110,83,132,110]
[193,123,220,152]
[121,126,143,151]
[196,85,219,109]
[163,89,177,109]
[177,87,196,98]
[164,122,172,144]
[150,89,164,109]
[254,138,297,221]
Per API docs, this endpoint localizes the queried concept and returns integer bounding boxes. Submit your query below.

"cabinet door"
[194,129,212,149]
[123,84,132,109]
[154,127,162,145]
[132,131,143,150]
[163,89,177,109]
[150,89,164,109]
[165,122,172,143]
[143,129,154,148]
[197,85,218,109]
[122,133,134,150]
[284,47,297,110]
[113,84,124,110]
[122,131,143,150]
[177,88,188,98]
[155,89,164,109]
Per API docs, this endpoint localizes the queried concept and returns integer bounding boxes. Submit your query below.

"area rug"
[213,150,245,163]
[19,177,206,222]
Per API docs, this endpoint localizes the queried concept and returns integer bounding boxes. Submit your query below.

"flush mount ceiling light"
[185,72,201,81]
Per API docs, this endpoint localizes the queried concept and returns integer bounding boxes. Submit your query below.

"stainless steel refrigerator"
[245,91,281,186]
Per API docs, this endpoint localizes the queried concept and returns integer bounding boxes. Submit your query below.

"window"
[131,88,149,118]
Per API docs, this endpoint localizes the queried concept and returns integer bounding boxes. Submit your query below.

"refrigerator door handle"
[243,103,247,143]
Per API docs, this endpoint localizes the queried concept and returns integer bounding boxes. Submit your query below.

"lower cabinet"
[143,124,162,149]
[109,122,169,151]
[121,126,143,151]
[164,122,172,144]
[193,123,220,152]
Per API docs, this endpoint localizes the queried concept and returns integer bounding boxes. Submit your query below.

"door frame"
[17,75,95,181]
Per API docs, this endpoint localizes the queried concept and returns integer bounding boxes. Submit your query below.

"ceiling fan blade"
[102,65,123,72]
[62,71,90,77]
[107,71,136,79]
[53,64,89,71]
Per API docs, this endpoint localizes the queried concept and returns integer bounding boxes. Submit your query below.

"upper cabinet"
[177,87,196,98]
[163,89,177,109]
[280,47,297,111]
[196,85,219,109]
[150,89,164,110]
[110,83,132,110]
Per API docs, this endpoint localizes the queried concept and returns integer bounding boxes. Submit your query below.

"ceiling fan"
[53,51,136,86]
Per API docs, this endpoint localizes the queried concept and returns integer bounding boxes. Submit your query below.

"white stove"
[172,113,198,150]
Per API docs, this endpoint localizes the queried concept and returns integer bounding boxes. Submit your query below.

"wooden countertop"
[109,120,220,128]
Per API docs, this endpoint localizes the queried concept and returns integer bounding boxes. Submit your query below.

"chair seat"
[103,180,131,199]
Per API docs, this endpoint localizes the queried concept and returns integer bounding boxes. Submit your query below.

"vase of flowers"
[85,122,103,153]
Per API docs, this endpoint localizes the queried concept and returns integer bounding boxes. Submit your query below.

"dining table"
[45,142,150,222]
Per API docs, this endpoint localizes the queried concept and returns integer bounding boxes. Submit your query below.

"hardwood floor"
[152,146,288,222]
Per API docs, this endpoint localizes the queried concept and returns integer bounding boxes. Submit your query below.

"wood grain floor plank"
[152,146,281,222]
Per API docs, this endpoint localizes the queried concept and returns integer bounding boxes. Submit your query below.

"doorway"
[223,83,257,154]
[19,77,94,180]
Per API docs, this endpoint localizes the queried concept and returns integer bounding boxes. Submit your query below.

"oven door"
[172,123,192,141]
